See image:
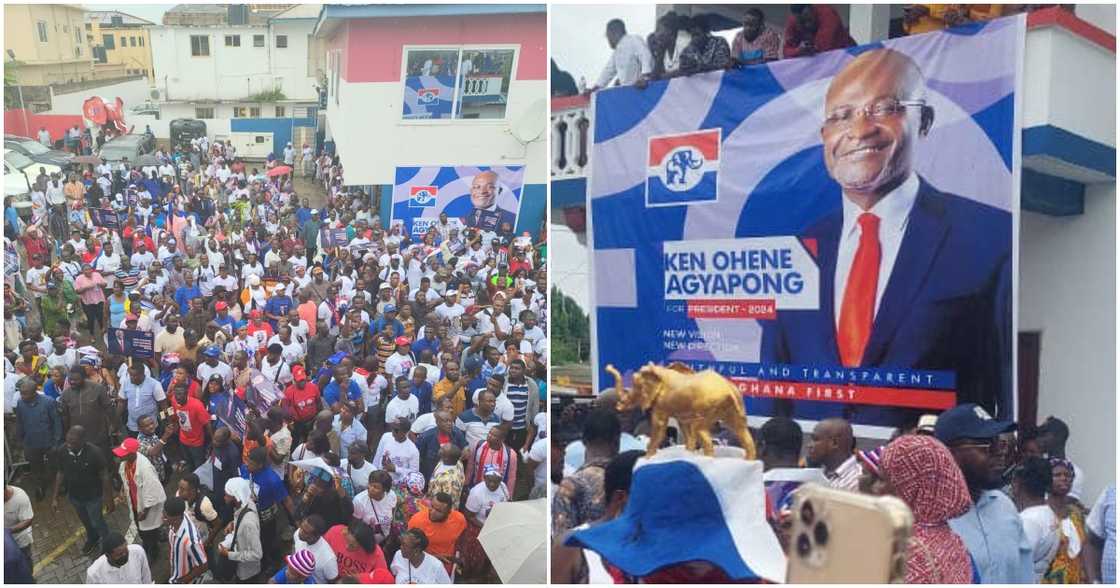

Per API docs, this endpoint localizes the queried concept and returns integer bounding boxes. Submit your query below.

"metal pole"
[17,83,29,137]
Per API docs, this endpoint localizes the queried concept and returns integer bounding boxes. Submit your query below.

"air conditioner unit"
[149,87,163,101]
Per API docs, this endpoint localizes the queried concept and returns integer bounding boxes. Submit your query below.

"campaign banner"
[589,18,1023,431]
[107,328,155,358]
[319,227,349,248]
[392,166,525,238]
[91,208,124,230]
[403,75,456,120]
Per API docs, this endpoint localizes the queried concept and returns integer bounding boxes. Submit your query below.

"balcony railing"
[550,94,591,179]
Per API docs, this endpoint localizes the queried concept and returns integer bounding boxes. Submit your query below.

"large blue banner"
[402,75,457,120]
[392,166,525,238]
[589,18,1024,433]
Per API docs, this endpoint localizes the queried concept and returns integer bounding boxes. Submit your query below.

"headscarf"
[224,477,258,512]
[881,435,973,584]
[286,549,316,577]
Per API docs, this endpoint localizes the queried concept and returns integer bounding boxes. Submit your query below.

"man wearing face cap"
[85,531,151,584]
[759,48,1012,427]
[113,436,167,560]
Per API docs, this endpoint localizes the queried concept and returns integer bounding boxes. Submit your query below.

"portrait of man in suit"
[463,171,517,231]
[759,48,1012,426]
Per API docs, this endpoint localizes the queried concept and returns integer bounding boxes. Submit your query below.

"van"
[170,119,207,152]
[99,134,155,164]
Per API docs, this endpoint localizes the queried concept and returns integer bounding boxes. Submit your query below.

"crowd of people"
[3,126,549,583]
[551,4,1062,96]
[551,396,1116,584]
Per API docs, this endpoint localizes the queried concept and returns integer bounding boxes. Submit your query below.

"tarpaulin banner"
[392,166,525,238]
[589,17,1023,431]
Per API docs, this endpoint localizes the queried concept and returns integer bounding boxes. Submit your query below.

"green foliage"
[247,88,286,102]
[551,286,590,364]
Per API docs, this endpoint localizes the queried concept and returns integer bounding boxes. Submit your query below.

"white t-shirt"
[384,353,415,381]
[373,432,420,483]
[342,458,378,492]
[385,395,419,424]
[410,412,437,436]
[4,485,34,547]
[196,361,233,388]
[433,303,465,323]
[352,488,397,537]
[390,551,451,584]
[260,357,292,386]
[85,544,151,584]
[293,535,339,584]
[466,481,510,525]
[130,250,155,270]
[1020,505,1060,580]
[528,436,548,490]
[358,373,389,410]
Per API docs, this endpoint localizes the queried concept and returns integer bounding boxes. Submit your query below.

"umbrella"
[266,165,293,178]
[136,154,161,167]
[478,498,547,584]
[72,155,102,165]
[289,457,338,477]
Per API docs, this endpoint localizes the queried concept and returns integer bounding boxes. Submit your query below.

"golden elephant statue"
[606,362,756,459]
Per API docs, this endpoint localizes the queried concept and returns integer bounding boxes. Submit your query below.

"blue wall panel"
[230,114,317,157]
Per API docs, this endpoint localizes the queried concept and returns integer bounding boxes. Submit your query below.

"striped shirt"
[168,515,208,583]
[503,382,530,430]
[826,455,862,492]
[116,267,142,291]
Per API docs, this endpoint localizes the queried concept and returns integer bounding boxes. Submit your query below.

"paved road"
[19,171,327,584]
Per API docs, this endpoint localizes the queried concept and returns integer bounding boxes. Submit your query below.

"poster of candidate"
[589,18,1023,433]
[108,328,155,358]
[392,166,525,238]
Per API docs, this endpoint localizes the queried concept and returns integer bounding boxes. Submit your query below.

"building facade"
[3,4,94,85]
[313,4,547,234]
[86,11,155,81]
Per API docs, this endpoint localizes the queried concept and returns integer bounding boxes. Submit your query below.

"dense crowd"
[551,398,1116,584]
[3,130,549,584]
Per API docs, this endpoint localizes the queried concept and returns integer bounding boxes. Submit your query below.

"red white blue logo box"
[646,128,721,207]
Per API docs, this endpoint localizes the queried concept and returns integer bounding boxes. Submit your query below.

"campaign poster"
[91,208,123,230]
[589,18,1023,433]
[108,328,155,358]
[319,227,349,248]
[392,166,525,238]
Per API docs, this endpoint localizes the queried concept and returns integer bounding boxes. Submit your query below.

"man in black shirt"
[52,425,115,555]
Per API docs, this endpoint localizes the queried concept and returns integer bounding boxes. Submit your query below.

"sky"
[551,4,656,88]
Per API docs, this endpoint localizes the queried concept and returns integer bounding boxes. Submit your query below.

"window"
[275,35,288,49]
[75,47,81,58]
[139,36,144,47]
[195,107,214,119]
[225,35,240,47]
[36,21,48,43]
[249,106,261,118]
[121,35,127,46]
[275,106,286,117]
[102,34,115,50]
[233,106,247,118]
[401,47,516,120]
[190,35,209,57]
[130,36,136,47]
[85,23,92,30]
[110,16,123,26]
[75,28,81,44]
[253,35,265,47]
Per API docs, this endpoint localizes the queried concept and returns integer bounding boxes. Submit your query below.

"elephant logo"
[409,185,438,208]
[663,146,705,190]
[417,88,440,104]
[646,129,722,207]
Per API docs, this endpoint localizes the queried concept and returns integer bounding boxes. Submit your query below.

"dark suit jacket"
[759,178,1012,426]
[417,426,468,481]
[465,207,516,232]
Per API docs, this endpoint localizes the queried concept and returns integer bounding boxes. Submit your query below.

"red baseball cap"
[394,336,411,346]
[112,437,140,457]
[292,365,307,382]
[215,301,228,311]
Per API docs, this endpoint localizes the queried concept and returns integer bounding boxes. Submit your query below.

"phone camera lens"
[800,500,815,525]
[796,533,812,558]
[813,521,829,546]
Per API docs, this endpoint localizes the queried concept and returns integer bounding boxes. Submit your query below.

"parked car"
[130,102,161,117]
[4,148,61,189]
[98,134,155,164]
[4,134,74,168]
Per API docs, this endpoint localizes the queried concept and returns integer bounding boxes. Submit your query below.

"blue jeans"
[69,494,109,547]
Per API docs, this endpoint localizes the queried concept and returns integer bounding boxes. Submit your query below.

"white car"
[4,148,61,191]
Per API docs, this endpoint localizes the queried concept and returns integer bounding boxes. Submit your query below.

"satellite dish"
[510,98,545,145]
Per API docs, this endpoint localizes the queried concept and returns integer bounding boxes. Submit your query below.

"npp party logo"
[417,88,440,105]
[409,185,438,208]
[646,129,721,207]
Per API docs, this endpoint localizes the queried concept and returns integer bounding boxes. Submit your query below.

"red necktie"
[838,213,881,367]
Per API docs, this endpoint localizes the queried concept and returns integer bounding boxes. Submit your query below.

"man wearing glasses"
[760,48,1012,426]
[936,403,1034,583]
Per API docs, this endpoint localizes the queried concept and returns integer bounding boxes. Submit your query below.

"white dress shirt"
[834,173,919,329]
[596,34,654,88]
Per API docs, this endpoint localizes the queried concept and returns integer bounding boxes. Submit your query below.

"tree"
[551,286,590,364]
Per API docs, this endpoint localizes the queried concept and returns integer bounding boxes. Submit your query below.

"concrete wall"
[46,77,152,116]
[150,23,318,103]
[3,4,93,84]
[1019,183,1116,505]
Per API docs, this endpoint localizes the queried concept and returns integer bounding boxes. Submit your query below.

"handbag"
[210,508,250,581]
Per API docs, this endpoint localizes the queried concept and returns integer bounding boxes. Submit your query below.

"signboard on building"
[392,165,525,238]
[588,18,1025,433]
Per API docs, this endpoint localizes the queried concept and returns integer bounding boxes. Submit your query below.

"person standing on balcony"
[588,19,653,92]
[782,4,855,59]
[732,8,782,65]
